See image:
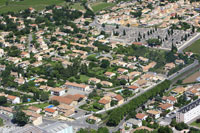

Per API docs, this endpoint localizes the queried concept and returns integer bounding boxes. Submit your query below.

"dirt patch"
[183,71,200,84]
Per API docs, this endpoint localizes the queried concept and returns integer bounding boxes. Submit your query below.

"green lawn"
[191,121,200,128]
[0,0,66,13]
[183,39,200,54]
[80,75,90,83]
[91,2,115,13]
[68,3,85,10]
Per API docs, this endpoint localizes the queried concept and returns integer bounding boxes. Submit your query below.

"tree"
[96,83,102,89]
[123,30,126,36]
[97,127,109,133]
[131,10,142,18]
[111,100,118,107]
[175,122,189,131]
[170,119,177,127]
[49,100,60,106]
[13,111,29,126]
[0,96,7,106]
[100,60,110,68]
[40,92,49,101]
[120,79,127,85]
[146,38,161,47]
[158,126,173,133]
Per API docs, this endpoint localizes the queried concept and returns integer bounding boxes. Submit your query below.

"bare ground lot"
[183,71,200,84]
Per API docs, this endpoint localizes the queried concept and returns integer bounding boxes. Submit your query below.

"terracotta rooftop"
[50,96,73,105]
[50,87,65,92]
[128,85,139,90]
[7,95,16,100]
[114,94,123,101]
[147,110,160,115]
[44,108,56,113]
[28,106,40,112]
[57,104,73,110]
[98,99,110,105]
[0,106,13,113]
[136,113,147,120]
[159,103,173,110]
[65,82,88,89]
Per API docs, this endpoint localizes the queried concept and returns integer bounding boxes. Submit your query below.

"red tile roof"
[45,108,56,113]
[98,99,110,105]
[114,94,123,101]
[50,96,73,105]
[136,113,147,120]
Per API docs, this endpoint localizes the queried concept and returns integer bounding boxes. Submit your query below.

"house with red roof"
[126,85,139,93]
[44,108,58,117]
[162,96,177,104]
[136,113,148,121]
[113,94,124,106]
[6,95,20,104]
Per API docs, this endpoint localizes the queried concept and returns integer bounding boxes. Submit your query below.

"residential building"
[113,94,124,105]
[50,87,66,96]
[88,78,101,84]
[165,62,175,70]
[176,98,200,123]
[162,96,177,104]
[136,113,148,121]
[0,106,13,118]
[7,95,20,104]
[64,82,90,91]
[101,81,113,87]
[57,104,75,117]
[126,118,142,127]
[159,103,173,111]
[44,108,58,117]
[23,110,43,126]
[104,72,116,79]
[126,85,139,93]
[50,96,77,106]
[28,106,42,114]
[98,98,111,109]
[117,68,128,74]
[147,110,161,119]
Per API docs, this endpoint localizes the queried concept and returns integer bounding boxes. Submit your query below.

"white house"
[126,118,142,127]
[50,87,66,96]
[147,110,161,119]
[64,82,90,91]
[7,95,20,104]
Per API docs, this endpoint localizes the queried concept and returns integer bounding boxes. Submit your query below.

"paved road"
[168,60,199,80]
[28,34,33,52]
[42,117,98,130]
[178,33,200,53]
[2,87,33,96]
[0,114,14,126]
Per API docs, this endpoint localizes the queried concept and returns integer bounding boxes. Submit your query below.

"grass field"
[191,121,200,128]
[183,39,200,54]
[91,2,115,13]
[0,0,85,13]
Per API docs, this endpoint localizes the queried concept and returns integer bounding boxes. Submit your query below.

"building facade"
[176,99,200,123]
